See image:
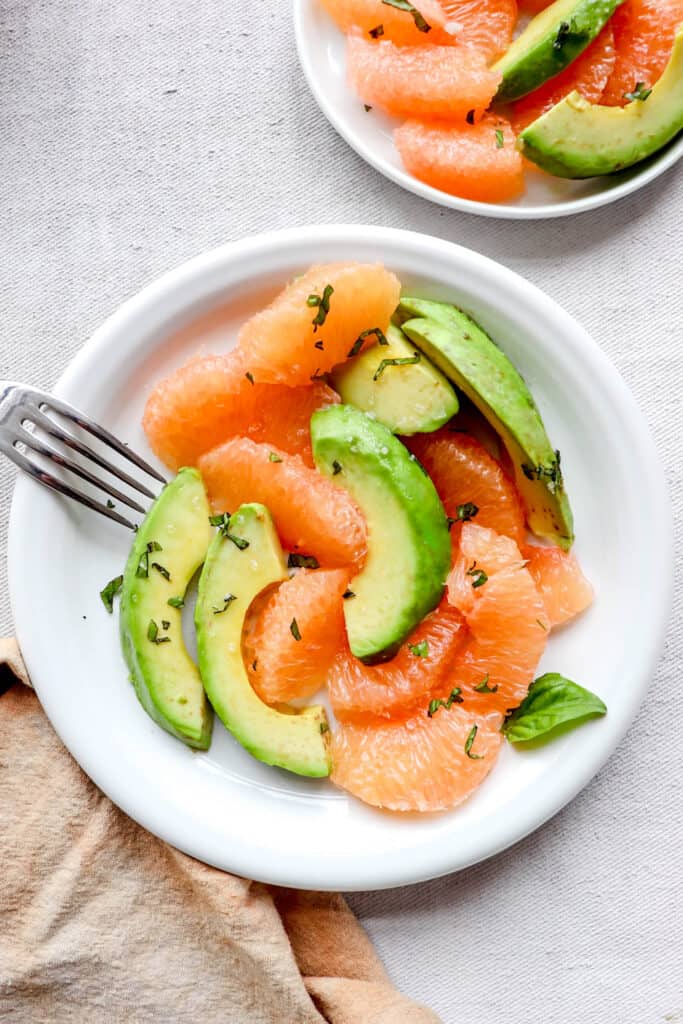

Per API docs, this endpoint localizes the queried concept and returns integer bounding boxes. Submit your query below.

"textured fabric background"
[1,2,681,1022]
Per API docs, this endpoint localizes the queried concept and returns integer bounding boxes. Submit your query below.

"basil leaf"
[100,574,123,613]
[502,673,606,743]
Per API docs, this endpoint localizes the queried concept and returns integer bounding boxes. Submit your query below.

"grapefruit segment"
[143,351,339,470]
[331,706,502,811]
[244,568,350,705]
[512,25,616,133]
[320,0,456,45]
[347,37,501,120]
[236,263,401,386]
[438,0,518,62]
[447,523,548,713]
[328,598,466,720]
[394,115,524,202]
[601,0,683,106]
[524,544,594,628]
[407,429,526,546]
[198,438,367,568]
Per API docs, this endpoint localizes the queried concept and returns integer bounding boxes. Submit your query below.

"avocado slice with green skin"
[397,297,574,550]
[119,467,213,750]
[331,324,458,435]
[519,27,683,177]
[195,503,331,778]
[492,0,625,102]
[311,404,451,664]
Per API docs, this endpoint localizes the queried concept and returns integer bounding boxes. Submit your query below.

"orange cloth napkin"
[0,638,440,1024]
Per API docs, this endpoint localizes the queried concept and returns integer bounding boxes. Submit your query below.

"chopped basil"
[348,326,389,358]
[536,618,548,632]
[466,561,488,588]
[213,593,237,615]
[373,352,421,381]
[151,562,171,581]
[209,513,230,528]
[369,23,384,37]
[553,19,571,50]
[161,619,170,630]
[135,540,163,578]
[320,721,330,734]
[408,639,429,658]
[624,81,652,102]
[502,673,607,744]
[310,369,325,382]
[245,371,255,385]
[495,129,504,148]
[251,658,258,671]
[290,617,302,641]
[364,104,373,112]
[465,724,484,758]
[168,596,185,609]
[521,450,563,494]
[342,589,356,599]
[147,619,170,644]
[309,284,334,331]
[225,533,249,550]
[106,499,115,509]
[314,339,324,350]
[332,459,342,475]
[456,502,479,522]
[288,553,320,569]
[474,674,498,693]
[466,109,475,125]
[427,687,463,717]
[210,512,249,549]
[268,451,283,463]
[100,574,123,613]
[382,0,431,33]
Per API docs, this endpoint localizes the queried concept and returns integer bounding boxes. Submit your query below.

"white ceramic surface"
[8,225,672,890]
[293,0,683,220]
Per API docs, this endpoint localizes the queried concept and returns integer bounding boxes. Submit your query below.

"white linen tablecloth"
[1,2,681,1021]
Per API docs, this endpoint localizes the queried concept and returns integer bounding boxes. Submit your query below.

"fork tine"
[17,427,147,514]
[27,406,159,501]
[0,438,137,530]
[41,393,167,484]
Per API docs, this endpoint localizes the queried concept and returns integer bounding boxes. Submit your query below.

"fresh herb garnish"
[151,562,171,581]
[332,459,342,475]
[209,512,249,549]
[290,617,302,641]
[135,540,163,578]
[427,688,463,717]
[348,327,389,358]
[269,452,283,463]
[308,284,334,331]
[245,371,255,385]
[364,104,373,112]
[168,596,185,609]
[106,499,115,509]
[147,619,170,644]
[466,561,488,588]
[310,369,325,382]
[474,674,498,694]
[408,639,429,658]
[100,574,123,613]
[320,721,330,734]
[213,593,237,615]
[536,618,548,631]
[456,502,479,522]
[381,0,431,33]
[314,339,324,350]
[373,352,421,381]
[342,589,356,599]
[466,109,475,125]
[624,81,652,102]
[502,673,607,744]
[161,620,170,630]
[209,513,230,529]
[495,128,504,148]
[288,553,320,569]
[369,23,384,37]
[465,724,484,758]
[226,533,249,550]
[251,658,258,671]
[521,450,563,493]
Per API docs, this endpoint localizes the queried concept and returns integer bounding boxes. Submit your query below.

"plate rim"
[8,224,674,889]
[292,0,683,220]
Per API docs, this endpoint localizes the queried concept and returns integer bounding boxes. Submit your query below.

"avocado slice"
[519,27,683,177]
[492,0,624,102]
[397,297,574,549]
[311,405,451,663]
[119,467,213,750]
[331,324,459,435]
[195,503,330,777]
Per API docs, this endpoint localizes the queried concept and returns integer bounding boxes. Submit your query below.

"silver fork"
[0,382,166,530]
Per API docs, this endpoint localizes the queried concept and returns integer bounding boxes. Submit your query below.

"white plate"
[293,0,683,220]
[8,225,672,890]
